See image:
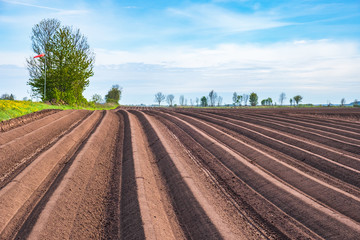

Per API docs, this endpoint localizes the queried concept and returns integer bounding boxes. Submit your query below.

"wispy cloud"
[86,39,360,104]
[0,0,89,15]
[167,4,291,33]
[1,0,61,11]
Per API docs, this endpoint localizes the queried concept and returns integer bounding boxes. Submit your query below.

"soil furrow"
[126,110,185,239]
[0,109,61,133]
[165,111,360,222]
[201,111,360,163]
[155,111,360,239]
[0,110,91,186]
[246,112,360,137]
[22,111,117,239]
[0,110,103,239]
[205,111,360,155]
[2,107,359,239]
[117,110,146,239]
[151,111,322,239]
[145,111,290,239]
[176,111,360,187]
[0,111,92,189]
[130,110,226,239]
[0,110,70,145]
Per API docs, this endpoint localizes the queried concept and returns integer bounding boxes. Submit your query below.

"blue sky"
[0,0,359,105]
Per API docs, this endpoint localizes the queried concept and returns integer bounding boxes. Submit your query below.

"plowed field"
[1,107,359,239]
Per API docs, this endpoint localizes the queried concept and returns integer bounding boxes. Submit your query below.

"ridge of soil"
[0,107,359,239]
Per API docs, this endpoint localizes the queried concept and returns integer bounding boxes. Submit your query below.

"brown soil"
[0,109,60,132]
[0,107,359,239]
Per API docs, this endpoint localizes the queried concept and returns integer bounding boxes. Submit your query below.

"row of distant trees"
[154,91,304,107]
[155,90,224,107]
[232,92,303,106]
[90,85,122,104]
[0,94,15,100]
[155,91,360,107]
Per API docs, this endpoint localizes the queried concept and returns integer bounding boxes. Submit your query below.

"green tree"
[91,94,102,103]
[154,92,165,106]
[105,85,122,104]
[166,94,175,106]
[243,94,249,106]
[237,95,242,106]
[340,98,346,106]
[249,92,258,106]
[200,96,208,107]
[261,98,272,106]
[293,95,303,106]
[1,94,15,100]
[208,90,217,107]
[27,18,94,104]
[232,92,238,106]
[279,92,286,105]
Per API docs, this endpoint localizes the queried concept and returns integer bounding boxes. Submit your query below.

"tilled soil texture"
[0,107,359,239]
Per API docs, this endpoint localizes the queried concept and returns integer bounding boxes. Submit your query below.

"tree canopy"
[293,95,303,105]
[208,90,218,107]
[105,85,122,104]
[200,96,208,107]
[1,94,15,100]
[166,94,175,106]
[27,18,94,104]
[249,92,258,106]
[154,92,166,106]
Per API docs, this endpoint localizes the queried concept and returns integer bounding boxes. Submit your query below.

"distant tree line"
[90,85,122,105]
[153,90,310,108]
[154,90,226,107]
[0,94,15,100]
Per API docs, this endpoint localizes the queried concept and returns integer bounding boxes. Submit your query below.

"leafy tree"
[341,98,346,106]
[293,95,303,105]
[290,98,293,106]
[105,85,122,104]
[27,18,94,104]
[354,99,359,107]
[179,95,185,106]
[279,92,286,105]
[232,92,238,106]
[249,92,258,106]
[243,94,249,106]
[1,94,15,100]
[166,94,175,106]
[261,97,273,106]
[208,90,217,107]
[237,95,243,106]
[217,96,223,106]
[200,96,208,107]
[91,94,102,103]
[154,92,165,106]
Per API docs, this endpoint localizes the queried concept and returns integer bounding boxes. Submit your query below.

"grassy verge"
[0,100,118,122]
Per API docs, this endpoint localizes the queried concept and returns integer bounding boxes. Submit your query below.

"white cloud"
[167,4,290,33]
[2,39,359,104]
[0,0,89,16]
[94,39,359,69]
[86,39,360,104]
